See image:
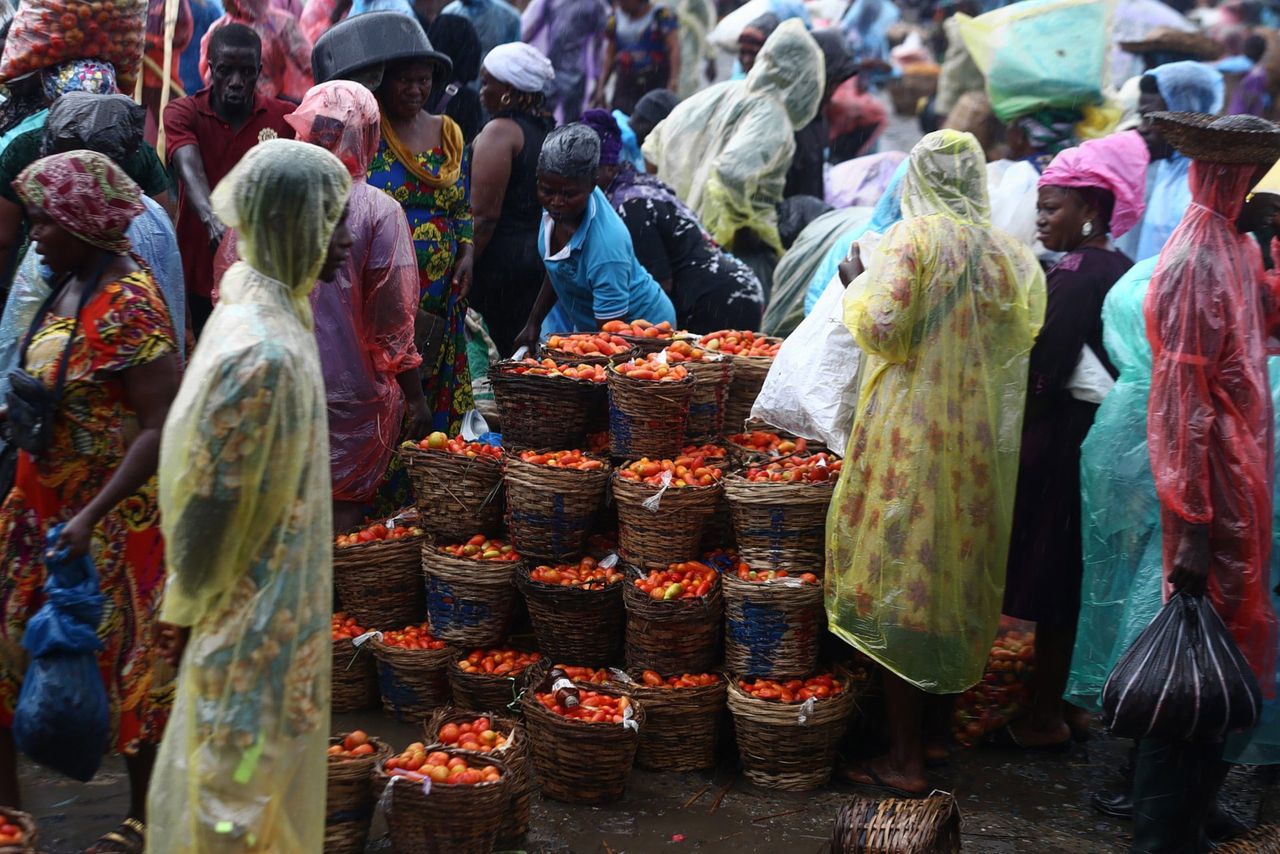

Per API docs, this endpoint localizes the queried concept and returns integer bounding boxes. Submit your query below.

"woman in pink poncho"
[201,0,313,101]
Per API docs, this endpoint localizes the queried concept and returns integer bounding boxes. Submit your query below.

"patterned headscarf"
[1013,106,1083,167]
[581,109,622,166]
[40,59,119,102]
[13,150,143,253]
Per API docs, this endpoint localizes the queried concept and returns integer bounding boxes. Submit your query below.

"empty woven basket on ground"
[830,792,962,853]
[324,734,393,854]
[398,443,504,540]
[1215,825,1280,854]
[374,750,510,854]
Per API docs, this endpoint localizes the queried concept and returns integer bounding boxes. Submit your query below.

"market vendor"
[513,123,674,350]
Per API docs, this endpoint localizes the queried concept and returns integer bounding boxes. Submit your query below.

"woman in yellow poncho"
[147,139,353,852]
[826,130,1045,796]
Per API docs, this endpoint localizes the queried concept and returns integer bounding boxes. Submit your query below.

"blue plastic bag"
[13,524,109,782]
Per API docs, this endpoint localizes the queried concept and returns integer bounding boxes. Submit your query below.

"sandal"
[85,817,145,854]
[840,762,930,799]
[982,723,1072,753]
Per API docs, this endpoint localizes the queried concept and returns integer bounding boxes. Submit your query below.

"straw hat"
[1149,111,1280,164]
[1119,27,1225,61]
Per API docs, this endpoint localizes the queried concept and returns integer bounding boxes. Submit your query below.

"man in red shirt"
[164,22,295,335]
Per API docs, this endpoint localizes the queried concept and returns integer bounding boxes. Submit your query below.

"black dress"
[427,14,485,143]
[469,111,556,355]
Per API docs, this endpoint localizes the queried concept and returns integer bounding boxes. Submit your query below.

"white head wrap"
[483,42,555,94]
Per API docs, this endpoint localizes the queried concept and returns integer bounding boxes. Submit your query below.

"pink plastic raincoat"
[201,0,313,101]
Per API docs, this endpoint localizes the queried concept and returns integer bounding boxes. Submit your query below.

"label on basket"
[421,777,432,796]
[653,349,669,364]
[641,471,673,512]
[352,630,383,648]
[816,456,827,467]
[599,552,619,569]
[609,668,634,685]
[797,697,816,725]
[621,704,639,732]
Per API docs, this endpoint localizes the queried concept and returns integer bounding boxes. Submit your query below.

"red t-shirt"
[164,89,296,298]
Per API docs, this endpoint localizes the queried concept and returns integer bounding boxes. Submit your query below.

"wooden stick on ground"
[707,777,735,814]
[680,781,712,810]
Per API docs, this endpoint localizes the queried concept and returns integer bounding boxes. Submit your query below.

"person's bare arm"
[594,38,617,107]
[514,275,556,352]
[170,144,224,249]
[470,119,521,259]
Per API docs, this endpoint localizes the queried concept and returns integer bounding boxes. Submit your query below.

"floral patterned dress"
[368,139,475,434]
[0,271,176,751]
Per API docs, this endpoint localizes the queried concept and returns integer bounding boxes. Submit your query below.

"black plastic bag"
[1102,592,1262,742]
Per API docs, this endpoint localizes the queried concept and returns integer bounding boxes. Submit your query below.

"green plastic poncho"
[642,18,824,255]
[825,130,1046,694]
[148,139,351,853]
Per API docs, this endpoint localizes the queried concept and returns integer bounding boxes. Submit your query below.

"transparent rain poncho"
[674,0,716,98]
[287,81,422,503]
[148,139,350,853]
[1145,159,1278,692]
[642,18,823,254]
[825,130,1046,694]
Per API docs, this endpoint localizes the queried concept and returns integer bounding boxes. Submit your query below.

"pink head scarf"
[286,81,382,179]
[1038,129,1150,238]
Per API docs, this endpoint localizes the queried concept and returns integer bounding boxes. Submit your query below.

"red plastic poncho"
[1145,159,1279,692]
[200,0,314,101]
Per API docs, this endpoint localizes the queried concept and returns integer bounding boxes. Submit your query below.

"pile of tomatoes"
[2,0,147,93]
[328,729,377,759]
[530,556,623,588]
[384,744,503,785]
[440,535,520,562]
[737,674,844,703]
[457,648,542,676]
[617,455,723,488]
[0,818,25,847]
[535,689,633,723]
[612,356,690,382]
[545,332,632,357]
[413,432,504,459]
[745,453,842,484]
[699,330,780,358]
[682,442,726,461]
[735,567,820,584]
[729,431,809,456]
[587,431,611,454]
[334,519,424,548]
[518,449,605,471]
[331,612,368,641]
[662,340,716,363]
[556,664,612,684]
[634,562,718,601]
[639,670,719,689]
[505,358,607,383]
[602,319,680,339]
[381,622,448,651]
[435,716,508,753]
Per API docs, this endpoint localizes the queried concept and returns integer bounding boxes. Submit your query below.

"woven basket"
[325,734,394,854]
[617,331,694,354]
[725,673,857,791]
[515,564,626,666]
[398,444,504,540]
[727,428,829,468]
[332,637,379,713]
[332,531,426,629]
[683,356,735,441]
[521,681,645,804]
[612,474,722,570]
[887,70,938,117]
[722,348,779,434]
[623,672,726,772]
[447,652,549,716]
[724,474,836,573]
[607,368,696,459]
[425,709,532,843]
[830,792,962,853]
[422,544,521,647]
[370,639,454,724]
[540,335,637,366]
[0,808,35,854]
[489,360,605,450]
[375,750,511,854]
[1215,825,1280,854]
[723,574,824,679]
[623,565,724,674]
[503,451,611,562]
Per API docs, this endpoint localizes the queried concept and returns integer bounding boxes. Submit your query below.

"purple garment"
[522,0,608,123]
[271,0,303,19]
[1230,67,1272,118]
[609,164,711,240]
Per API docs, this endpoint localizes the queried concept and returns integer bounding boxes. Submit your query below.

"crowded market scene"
[1,0,1280,848]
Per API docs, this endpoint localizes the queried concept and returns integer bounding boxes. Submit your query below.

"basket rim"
[522,679,648,730]
[1149,111,1280,164]
[398,441,504,468]
[516,561,626,594]
[375,747,510,791]
[490,358,608,386]
[607,362,698,386]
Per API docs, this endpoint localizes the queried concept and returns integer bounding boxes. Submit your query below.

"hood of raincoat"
[900,129,990,225]
[210,139,352,319]
[745,19,825,129]
[1148,60,1225,114]
[287,81,382,179]
[1189,158,1254,222]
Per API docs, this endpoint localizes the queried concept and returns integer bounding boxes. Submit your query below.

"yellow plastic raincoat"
[641,18,823,254]
[674,0,715,98]
[148,139,351,853]
[825,131,1046,694]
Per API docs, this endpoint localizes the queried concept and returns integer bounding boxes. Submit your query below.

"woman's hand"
[452,245,475,299]
[53,510,95,559]
[839,242,864,286]
[403,395,433,442]
[1168,523,1211,595]
[513,323,541,356]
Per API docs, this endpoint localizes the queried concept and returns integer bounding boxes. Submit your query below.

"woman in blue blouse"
[515,123,675,349]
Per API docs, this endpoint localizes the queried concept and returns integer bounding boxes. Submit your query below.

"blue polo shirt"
[538,187,676,336]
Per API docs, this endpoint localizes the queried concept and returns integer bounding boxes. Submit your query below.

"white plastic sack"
[750,273,862,452]
[1068,344,1115,404]
[709,0,772,51]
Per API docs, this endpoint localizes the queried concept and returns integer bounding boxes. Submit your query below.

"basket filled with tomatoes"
[325,730,393,854]
[331,612,379,713]
[607,354,696,460]
[623,670,727,772]
[503,449,611,562]
[515,556,626,666]
[603,318,693,354]
[662,340,734,441]
[679,443,735,550]
[624,561,724,675]
[522,674,645,804]
[368,622,454,724]
[448,647,547,714]
[422,537,523,647]
[540,331,638,366]
[612,455,724,570]
[399,433,505,541]
[725,670,858,791]
[332,509,427,629]
[723,564,824,680]
[375,745,511,854]
[699,331,782,431]
[426,710,531,843]
[0,0,148,96]
[0,808,35,854]
[726,429,824,467]
[489,358,608,450]
[724,452,842,572]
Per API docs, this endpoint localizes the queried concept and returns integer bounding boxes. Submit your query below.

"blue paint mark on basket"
[376,662,421,720]
[511,493,590,555]
[740,506,824,565]
[425,577,492,631]
[726,598,786,674]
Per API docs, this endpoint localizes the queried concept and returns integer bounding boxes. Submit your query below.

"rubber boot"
[1130,738,1226,854]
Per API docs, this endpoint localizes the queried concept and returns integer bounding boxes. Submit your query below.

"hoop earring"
[500,93,512,106]
[1081,221,1094,238]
